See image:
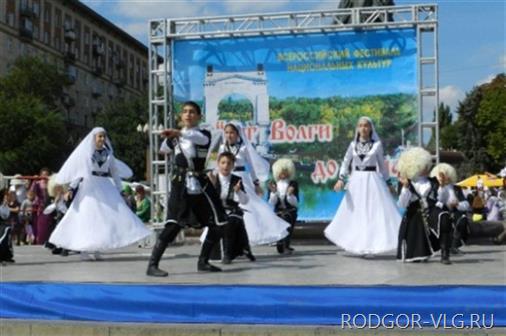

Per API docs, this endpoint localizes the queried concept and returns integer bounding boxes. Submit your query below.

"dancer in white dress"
[49,127,151,257]
[208,122,290,246]
[324,117,401,255]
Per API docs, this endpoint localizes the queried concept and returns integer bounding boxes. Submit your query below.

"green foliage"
[217,96,253,121]
[438,102,452,127]
[0,94,67,174]
[475,74,506,164]
[95,96,149,180]
[0,56,67,109]
[268,94,417,162]
[429,102,459,150]
[450,73,505,176]
[176,93,417,163]
[0,56,69,174]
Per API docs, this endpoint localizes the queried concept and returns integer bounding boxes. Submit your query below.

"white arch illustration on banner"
[203,66,270,151]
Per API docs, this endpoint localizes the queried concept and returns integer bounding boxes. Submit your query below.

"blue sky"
[83,0,505,113]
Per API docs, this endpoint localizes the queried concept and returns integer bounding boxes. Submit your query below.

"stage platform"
[1,241,505,335]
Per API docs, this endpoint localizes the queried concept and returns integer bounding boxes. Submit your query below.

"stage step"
[2,320,506,336]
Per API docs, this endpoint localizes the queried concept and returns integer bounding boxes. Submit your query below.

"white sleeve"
[339,143,354,178]
[286,194,298,207]
[110,159,123,192]
[269,192,279,207]
[376,142,389,180]
[69,178,81,189]
[159,139,172,155]
[235,190,249,205]
[436,186,450,208]
[56,200,68,214]
[181,129,209,146]
[457,201,470,212]
[398,186,413,208]
[243,146,258,182]
[0,205,10,219]
[447,187,459,208]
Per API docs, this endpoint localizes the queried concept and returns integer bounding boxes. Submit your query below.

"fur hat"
[272,158,295,181]
[430,163,458,184]
[397,147,432,180]
[47,174,67,198]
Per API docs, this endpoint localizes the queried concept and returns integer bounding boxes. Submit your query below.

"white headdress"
[208,121,270,182]
[56,127,132,184]
[430,163,458,184]
[354,116,380,144]
[397,147,432,180]
[272,158,296,181]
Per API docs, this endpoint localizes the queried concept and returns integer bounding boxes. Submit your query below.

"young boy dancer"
[208,152,253,264]
[147,101,227,277]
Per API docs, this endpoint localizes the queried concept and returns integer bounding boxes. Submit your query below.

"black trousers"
[223,215,251,260]
[148,178,224,268]
[276,209,297,248]
[166,174,225,227]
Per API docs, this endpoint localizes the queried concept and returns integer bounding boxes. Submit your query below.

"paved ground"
[2,239,505,285]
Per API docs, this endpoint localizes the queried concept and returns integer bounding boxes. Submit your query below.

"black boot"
[285,238,294,255]
[440,233,452,265]
[198,238,222,272]
[276,241,285,254]
[245,249,256,262]
[146,239,169,277]
[441,248,451,265]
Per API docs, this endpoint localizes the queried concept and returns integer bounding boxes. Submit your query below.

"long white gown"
[49,129,151,251]
[324,140,402,254]
[219,143,290,246]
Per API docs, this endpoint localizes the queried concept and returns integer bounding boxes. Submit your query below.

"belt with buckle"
[355,166,376,171]
[92,171,111,177]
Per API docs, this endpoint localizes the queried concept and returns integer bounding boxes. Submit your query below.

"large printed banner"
[173,28,417,221]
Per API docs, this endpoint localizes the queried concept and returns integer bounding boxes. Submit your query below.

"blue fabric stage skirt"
[1,283,504,327]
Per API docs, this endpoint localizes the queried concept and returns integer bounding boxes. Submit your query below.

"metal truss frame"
[148,4,439,227]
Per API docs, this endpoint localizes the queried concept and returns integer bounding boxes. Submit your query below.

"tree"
[0,56,69,174]
[0,56,67,110]
[438,102,459,150]
[95,96,149,180]
[451,73,505,176]
[475,74,506,165]
[0,94,67,174]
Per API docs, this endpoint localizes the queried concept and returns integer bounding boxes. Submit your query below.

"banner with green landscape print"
[173,28,417,221]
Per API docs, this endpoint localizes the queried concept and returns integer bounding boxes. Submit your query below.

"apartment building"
[0,0,148,127]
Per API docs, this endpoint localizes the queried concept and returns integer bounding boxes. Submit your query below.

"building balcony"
[92,87,102,98]
[93,65,104,76]
[64,29,76,41]
[64,50,76,63]
[113,76,126,87]
[92,44,105,56]
[19,27,33,41]
[115,59,126,70]
[19,6,34,18]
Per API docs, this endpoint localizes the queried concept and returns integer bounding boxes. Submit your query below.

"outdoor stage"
[1,239,505,335]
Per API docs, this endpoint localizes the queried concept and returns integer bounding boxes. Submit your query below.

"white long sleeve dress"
[49,149,151,251]
[324,140,402,254]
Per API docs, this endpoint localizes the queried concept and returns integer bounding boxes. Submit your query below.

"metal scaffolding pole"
[147,4,439,228]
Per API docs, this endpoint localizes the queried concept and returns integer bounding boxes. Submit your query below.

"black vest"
[215,174,244,210]
[269,180,299,213]
[166,129,211,172]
